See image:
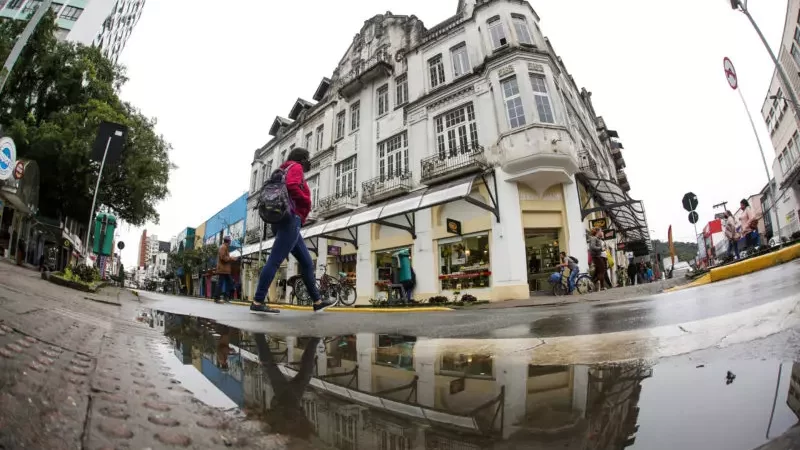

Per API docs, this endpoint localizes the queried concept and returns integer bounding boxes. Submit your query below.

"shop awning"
[240,171,499,257]
[577,173,651,253]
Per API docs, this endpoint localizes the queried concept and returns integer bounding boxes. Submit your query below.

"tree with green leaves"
[0,11,172,226]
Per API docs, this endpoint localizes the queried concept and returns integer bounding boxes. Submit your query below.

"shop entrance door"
[525,229,562,293]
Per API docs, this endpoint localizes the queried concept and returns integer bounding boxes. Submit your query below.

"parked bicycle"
[291,265,357,307]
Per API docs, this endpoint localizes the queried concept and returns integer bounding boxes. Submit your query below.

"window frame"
[500,76,526,129]
[529,73,555,123]
[395,74,408,107]
[336,111,346,141]
[512,14,534,46]
[377,132,409,180]
[335,156,358,197]
[60,4,82,20]
[488,16,508,50]
[428,54,446,90]
[350,101,361,132]
[306,175,320,208]
[434,103,479,159]
[450,43,470,78]
[377,84,390,117]
[304,132,313,150]
[315,125,324,151]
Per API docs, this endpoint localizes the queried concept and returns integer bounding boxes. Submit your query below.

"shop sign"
[590,218,608,229]
[13,161,24,180]
[616,242,626,251]
[328,245,341,256]
[602,229,616,240]
[446,218,462,235]
[0,137,16,181]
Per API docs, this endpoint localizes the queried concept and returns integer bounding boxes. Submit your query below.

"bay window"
[529,74,555,123]
[501,76,526,128]
[378,132,409,179]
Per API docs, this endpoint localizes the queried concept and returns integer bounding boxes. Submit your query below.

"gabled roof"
[313,78,331,101]
[288,98,314,120]
[269,116,293,137]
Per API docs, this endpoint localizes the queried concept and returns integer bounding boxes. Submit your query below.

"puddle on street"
[138,309,800,449]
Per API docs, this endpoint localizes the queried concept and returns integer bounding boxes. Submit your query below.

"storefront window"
[375,335,416,370]
[438,233,491,290]
[374,247,411,294]
[441,352,493,378]
[525,229,561,292]
[330,335,357,362]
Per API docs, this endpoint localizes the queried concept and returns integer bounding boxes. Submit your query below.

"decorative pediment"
[288,98,314,120]
[269,116,292,137]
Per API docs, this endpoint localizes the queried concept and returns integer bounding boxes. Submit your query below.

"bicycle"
[293,265,357,307]
[549,268,595,296]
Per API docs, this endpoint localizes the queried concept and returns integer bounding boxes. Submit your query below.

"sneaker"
[313,299,336,312]
[250,302,280,315]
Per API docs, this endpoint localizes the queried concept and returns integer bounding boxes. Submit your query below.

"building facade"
[0,0,144,63]
[137,229,147,267]
[761,0,800,239]
[241,0,649,303]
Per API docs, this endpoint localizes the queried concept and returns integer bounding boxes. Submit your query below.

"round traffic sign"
[682,192,699,212]
[689,211,700,225]
[117,241,125,250]
[0,136,16,181]
[13,161,24,180]
[723,57,738,90]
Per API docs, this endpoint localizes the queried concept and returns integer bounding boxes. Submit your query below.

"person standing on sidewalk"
[214,236,236,304]
[724,210,740,260]
[589,228,608,291]
[738,199,760,251]
[250,148,335,315]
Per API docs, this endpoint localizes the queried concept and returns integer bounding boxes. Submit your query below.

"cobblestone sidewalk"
[0,262,316,449]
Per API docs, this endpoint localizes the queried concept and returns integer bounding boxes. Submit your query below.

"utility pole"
[0,0,54,98]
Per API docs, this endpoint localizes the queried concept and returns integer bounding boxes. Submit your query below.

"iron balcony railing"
[578,151,599,177]
[420,144,488,185]
[361,171,413,205]
[316,191,359,218]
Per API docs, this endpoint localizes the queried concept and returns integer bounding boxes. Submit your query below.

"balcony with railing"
[361,172,413,205]
[611,147,626,170]
[316,191,359,218]
[338,51,393,99]
[420,144,488,186]
[578,151,598,178]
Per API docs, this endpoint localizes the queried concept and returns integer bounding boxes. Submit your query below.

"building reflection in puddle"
[151,309,799,450]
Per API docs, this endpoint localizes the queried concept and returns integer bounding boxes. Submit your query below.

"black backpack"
[257,164,297,224]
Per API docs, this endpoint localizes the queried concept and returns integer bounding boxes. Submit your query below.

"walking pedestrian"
[589,228,608,291]
[557,251,580,293]
[738,199,760,251]
[250,147,334,314]
[214,236,236,303]
[724,210,740,260]
[393,248,415,303]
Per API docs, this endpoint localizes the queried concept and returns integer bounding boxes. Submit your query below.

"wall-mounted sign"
[603,229,616,240]
[13,160,24,180]
[0,137,16,181]
[590,218,608,229]
[327,245,341,256]
[446,218,462,235]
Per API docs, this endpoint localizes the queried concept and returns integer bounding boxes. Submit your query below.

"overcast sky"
[114,0,786,268]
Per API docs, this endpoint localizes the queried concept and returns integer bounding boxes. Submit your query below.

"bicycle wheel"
[575,275,595,294]
[553,282,568,297]
[338,285,357,306]
[294,279,317,306]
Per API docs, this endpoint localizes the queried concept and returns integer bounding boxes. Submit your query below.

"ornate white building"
[239,0,649,303]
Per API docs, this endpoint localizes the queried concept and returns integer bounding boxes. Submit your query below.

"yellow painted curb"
[710,242,800,283]
[665,273,712,293]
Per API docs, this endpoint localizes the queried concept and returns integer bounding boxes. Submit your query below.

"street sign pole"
[84,136,113,264]
[0,0,54,100]
[724,57,783,244]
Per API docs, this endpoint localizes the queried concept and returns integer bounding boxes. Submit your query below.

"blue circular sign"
[0,137,16,181]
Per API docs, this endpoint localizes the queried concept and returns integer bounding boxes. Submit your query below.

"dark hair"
[286,147,310,163]
[740,199,749,207]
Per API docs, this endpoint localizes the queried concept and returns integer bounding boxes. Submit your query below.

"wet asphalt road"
[138,259,800,339]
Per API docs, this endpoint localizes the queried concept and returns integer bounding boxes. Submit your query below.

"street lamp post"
[730,0,800,129]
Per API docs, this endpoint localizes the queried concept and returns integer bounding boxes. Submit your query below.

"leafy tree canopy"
[0,12,173,226]
[652,240,698,264]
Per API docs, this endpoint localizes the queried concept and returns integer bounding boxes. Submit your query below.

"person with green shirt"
[392,248,415,303]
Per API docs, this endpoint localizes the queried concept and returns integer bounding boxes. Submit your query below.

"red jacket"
[281,161,312,224]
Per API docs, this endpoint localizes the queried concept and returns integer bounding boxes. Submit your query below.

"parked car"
[667,261,694,279]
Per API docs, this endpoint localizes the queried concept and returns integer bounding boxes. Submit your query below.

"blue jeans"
[568,268,579,291]
[254,215,320,303]
[215,274,234,299]
[729,239,740,259]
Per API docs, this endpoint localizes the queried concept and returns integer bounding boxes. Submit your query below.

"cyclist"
[557,252,580,293]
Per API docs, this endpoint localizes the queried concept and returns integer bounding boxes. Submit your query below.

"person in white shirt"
[724,210,740,259]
